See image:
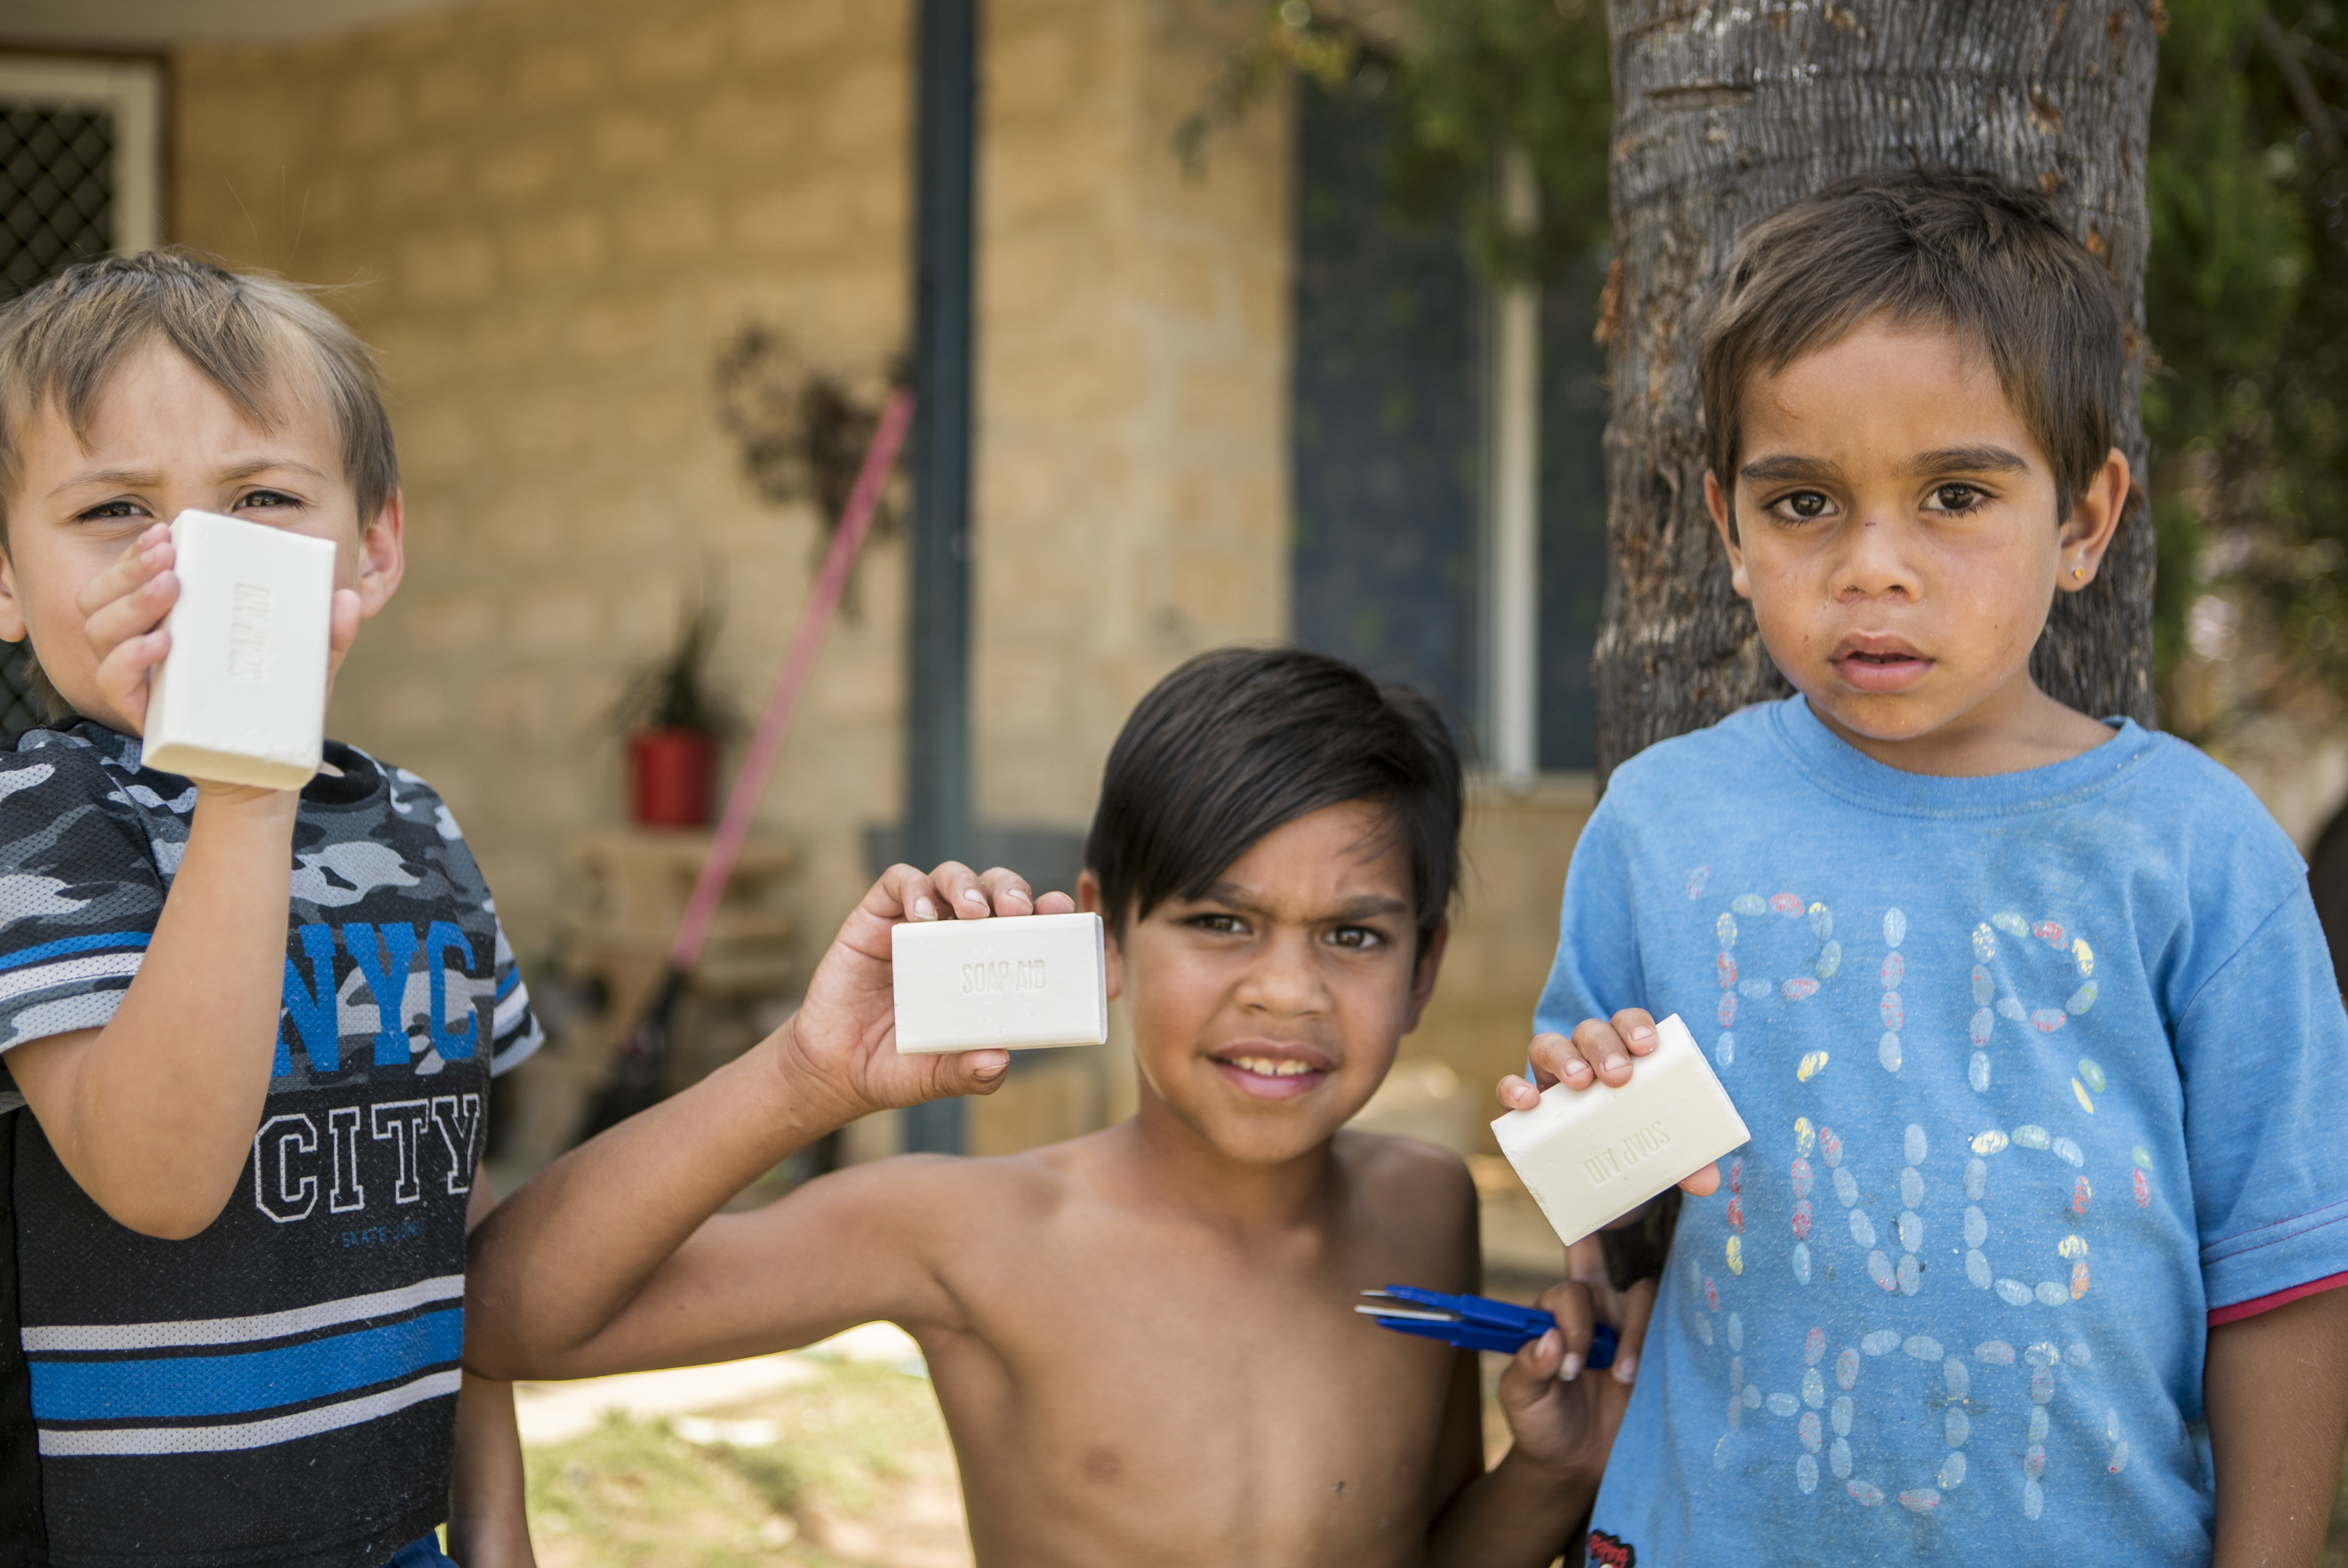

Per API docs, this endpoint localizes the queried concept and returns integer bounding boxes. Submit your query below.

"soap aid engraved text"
[960,957,1049,994]
[228,581,272,680]
[1580,1119,1675,1188]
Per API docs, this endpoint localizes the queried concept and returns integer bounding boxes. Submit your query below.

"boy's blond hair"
[0,250,399,539]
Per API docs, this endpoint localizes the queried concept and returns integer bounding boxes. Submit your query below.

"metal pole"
[1485,142,1541,787]
[902,0,977,1156]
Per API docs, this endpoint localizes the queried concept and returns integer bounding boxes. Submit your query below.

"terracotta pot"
[628,728,717,827]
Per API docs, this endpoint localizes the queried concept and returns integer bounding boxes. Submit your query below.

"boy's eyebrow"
[216,457,332,483]
[47,465,161,497]
[1901,445,2031,476]
[1738,453,1844,485]
[46,457,331,499]
[1196,883,1411,921]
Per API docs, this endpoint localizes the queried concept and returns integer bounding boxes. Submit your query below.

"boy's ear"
[0,544,26,645]
[353,489,406,618]
[1077,869,1122,1002]
[1705,471,1753,601]
[2057,448,2131,594]
[1402,919,1450,1034]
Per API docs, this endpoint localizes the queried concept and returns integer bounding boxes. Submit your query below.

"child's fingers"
[90,627,168,731]
[1610,1276,1659,1384]
[1534,1279,1599,1381]
[972,865,1037,916]
[1528,1030,1598,1091]
[1577,1017,1640,1088]
[1033,889,1077,916]
[78,560,176,664]
[71,525,172,621]
[1611,1008,1660,1056]
[924,1048,1010,1099]
[1678,1160,1722,1198]
[1496,1072,1544,1112]
[925,861,991,919]
[873,862,948,923]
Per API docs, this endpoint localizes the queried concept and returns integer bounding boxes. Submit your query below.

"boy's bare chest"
[925,1201,1472,1566]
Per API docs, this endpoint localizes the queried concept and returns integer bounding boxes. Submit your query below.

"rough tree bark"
[1592,1,2162,782]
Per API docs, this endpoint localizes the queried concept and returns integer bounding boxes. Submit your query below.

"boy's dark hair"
[1698,168,2125,525]
[0,250,399,541]
[1084,647,1463,949]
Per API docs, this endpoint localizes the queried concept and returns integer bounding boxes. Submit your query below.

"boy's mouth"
[1209,1041,1335,1100]
[1830,636,1932,692]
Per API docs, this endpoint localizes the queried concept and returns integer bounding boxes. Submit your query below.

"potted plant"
[613,595,734,828]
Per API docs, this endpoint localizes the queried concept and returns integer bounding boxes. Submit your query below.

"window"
[1290,78,1606,778]
[0,53,164,742]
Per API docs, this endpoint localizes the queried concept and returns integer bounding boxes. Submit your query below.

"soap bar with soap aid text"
[140,509,337,791]
[1491,1012,1751,1246]
[892,911,1109,1054]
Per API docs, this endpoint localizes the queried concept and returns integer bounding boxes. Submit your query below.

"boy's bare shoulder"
[822,1131,1113,1229]
[1332,1127,1477,1220]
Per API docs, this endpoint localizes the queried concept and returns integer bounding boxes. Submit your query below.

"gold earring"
[2071,564,2086,581]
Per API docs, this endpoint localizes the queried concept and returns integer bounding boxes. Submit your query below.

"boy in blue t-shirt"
[1499,170,2348,1564]
[0,254,536,1565]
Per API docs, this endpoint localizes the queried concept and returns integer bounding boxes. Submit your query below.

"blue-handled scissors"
[1356,1285,1617,1366]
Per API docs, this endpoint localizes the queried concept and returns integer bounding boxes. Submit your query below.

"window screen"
[0,56,161,745]
[3,107,114,302]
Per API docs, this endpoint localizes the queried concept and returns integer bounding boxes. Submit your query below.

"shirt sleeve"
[0,749,165,1063]
[1533,798,1651,1040]
[2180,884,2348,1313]
[486,914,544,1076]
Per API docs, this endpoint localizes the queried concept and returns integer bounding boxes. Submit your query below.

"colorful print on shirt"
[1543,698,2348,1566]
[0,721,542,1568]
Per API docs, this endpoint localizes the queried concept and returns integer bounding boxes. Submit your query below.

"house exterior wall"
[169,0,1291,979]
[174,0,919,973]
[164,0,1567,1159]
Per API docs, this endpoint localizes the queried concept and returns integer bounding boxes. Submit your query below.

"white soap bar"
[140,509,337,790]
[892,912,1109,1054]
[1491,1013,1751,1247]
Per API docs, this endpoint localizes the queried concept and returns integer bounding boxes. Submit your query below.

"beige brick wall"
[1412,783,1594,1155]
[169,0,1291,1003]
[174,0,915,969]
[165,0,1566,1162]
[976,0,1293,833]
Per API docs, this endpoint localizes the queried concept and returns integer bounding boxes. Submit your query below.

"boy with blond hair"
[0,253,536,1565]
[470,647,1712,1564]
[1502,169,2348,1565]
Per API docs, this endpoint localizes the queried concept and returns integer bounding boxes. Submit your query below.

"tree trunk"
[1592,1,2162,782]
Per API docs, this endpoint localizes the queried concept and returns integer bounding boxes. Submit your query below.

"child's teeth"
[1232,1056,1315,1077]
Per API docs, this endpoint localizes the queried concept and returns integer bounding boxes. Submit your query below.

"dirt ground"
[518,1343,2348,1566]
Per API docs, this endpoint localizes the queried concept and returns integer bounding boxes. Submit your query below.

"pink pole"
[666,386,916,972]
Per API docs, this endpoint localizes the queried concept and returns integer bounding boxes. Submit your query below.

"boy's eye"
[1927,483,1985,512]
[1768,490,1834,522]
[74,499,148,523]
[1325,926,1383,951]
[1190,913,1249,936]
[235,489,304,512]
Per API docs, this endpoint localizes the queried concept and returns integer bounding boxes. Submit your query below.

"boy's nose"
[1237,932,1332,1017]
[1834,513,1920,599]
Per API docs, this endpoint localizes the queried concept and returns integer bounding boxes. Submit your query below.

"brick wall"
[171,0,1291,1002]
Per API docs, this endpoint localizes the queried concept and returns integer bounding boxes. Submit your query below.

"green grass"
[522,1360,966,1568]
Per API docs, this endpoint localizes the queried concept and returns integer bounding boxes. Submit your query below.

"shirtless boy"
[469,647,1705,1565]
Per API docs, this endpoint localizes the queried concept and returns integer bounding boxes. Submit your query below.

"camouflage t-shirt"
[0,721,542,1568]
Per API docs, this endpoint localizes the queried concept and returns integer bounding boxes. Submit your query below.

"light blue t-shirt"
[1538,697,2348,1566]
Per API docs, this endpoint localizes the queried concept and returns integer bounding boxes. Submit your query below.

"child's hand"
[766,861,1078,1127]
[1491,1277,1638,1483]
[1494,1009,1722,1197]
[77,522,364,737]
